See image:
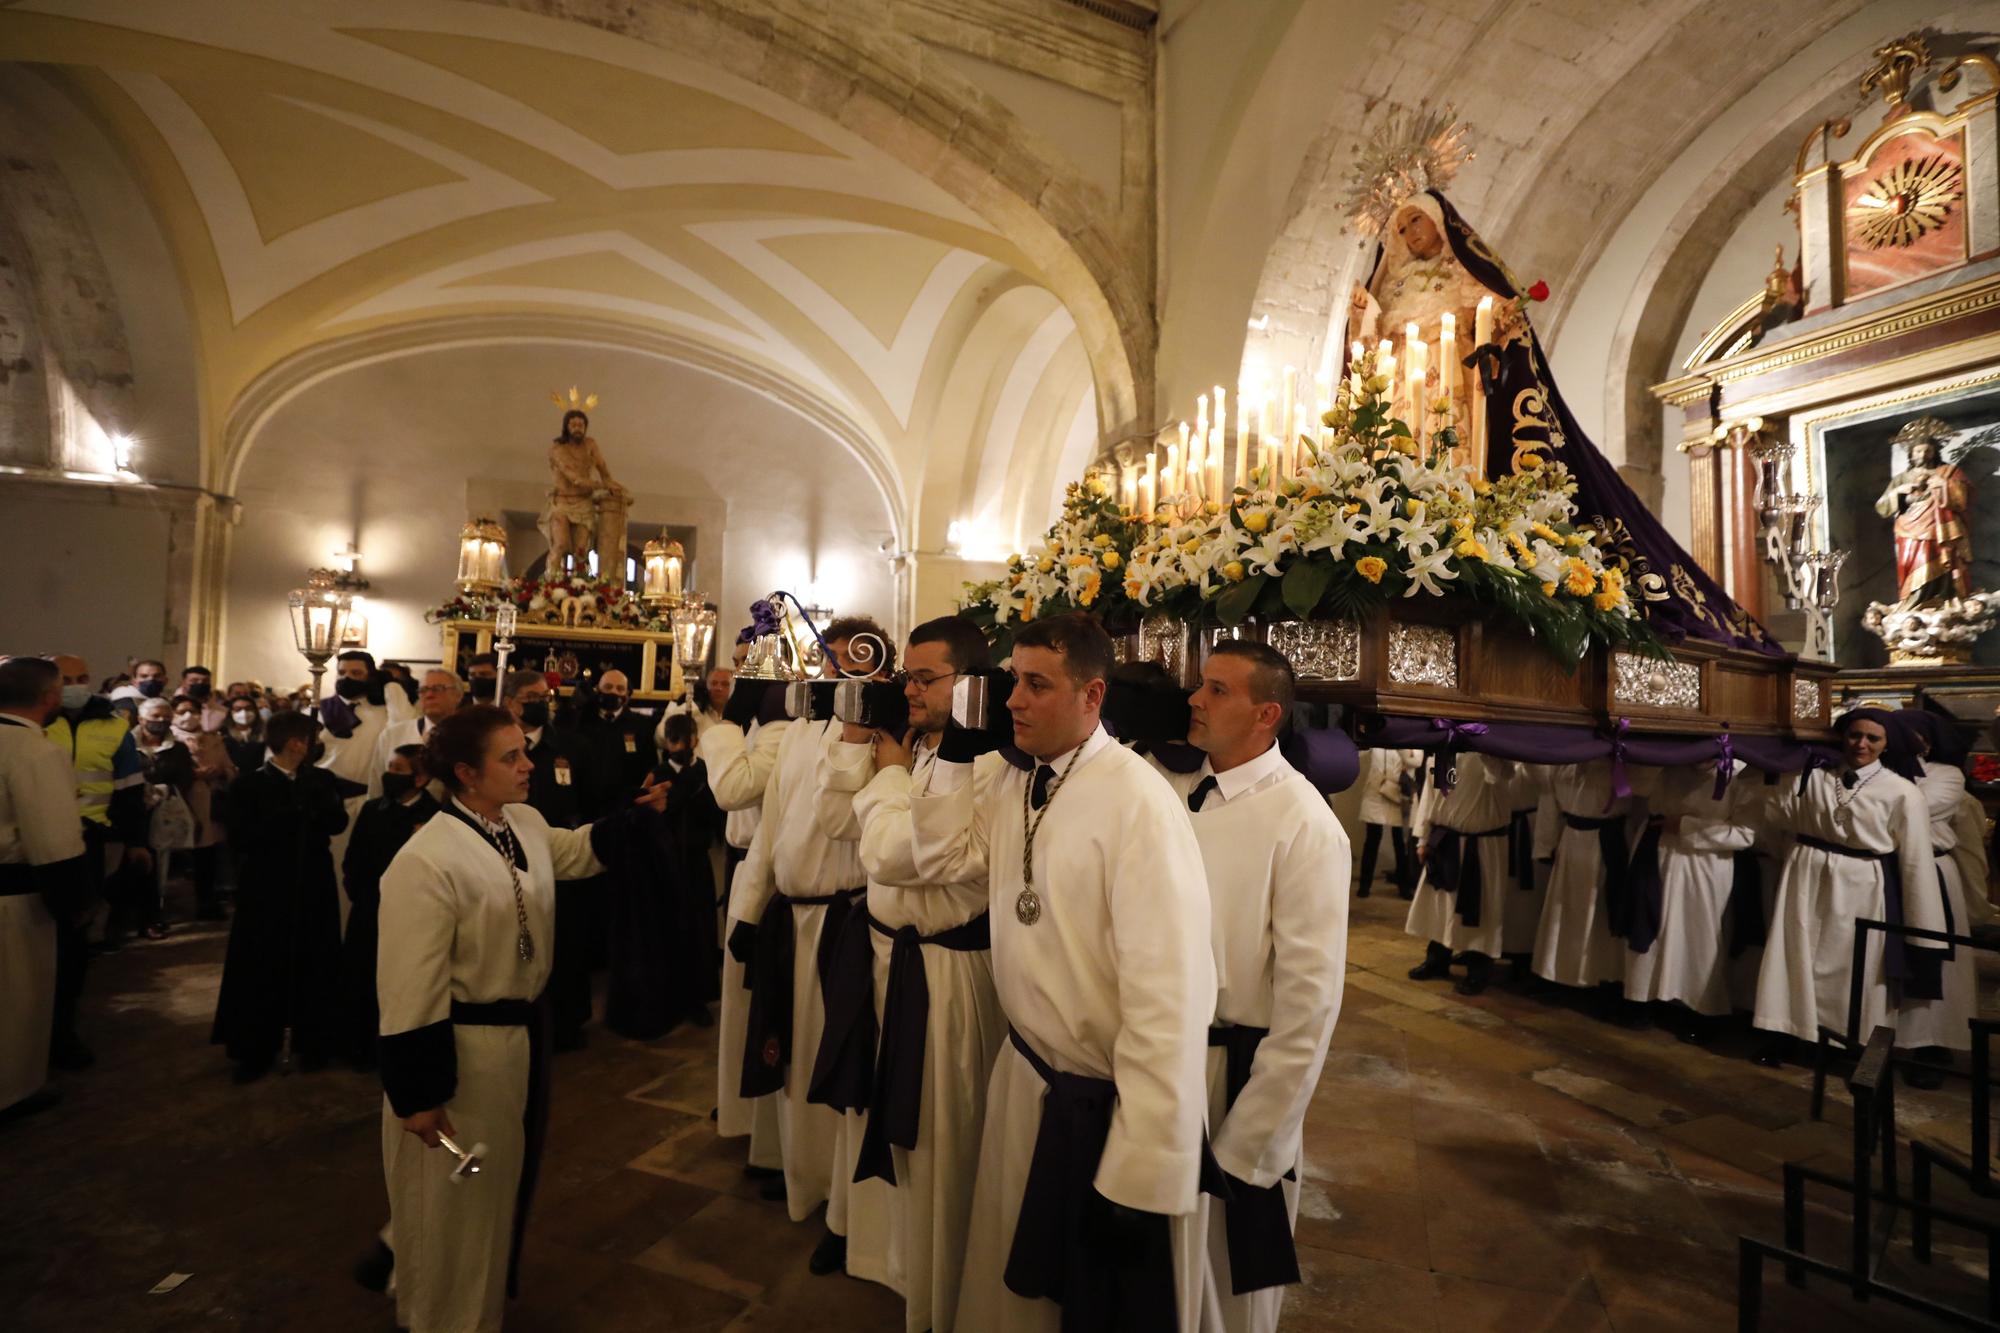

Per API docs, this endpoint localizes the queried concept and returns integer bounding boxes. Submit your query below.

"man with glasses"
[813,615,1004,1333]
[371,670,462,799]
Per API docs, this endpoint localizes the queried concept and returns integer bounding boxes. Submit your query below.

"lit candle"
[1278,365,1296,481]
[1349,340,1365,374]
[1208,424,1223,499]
[1473,297,1495,473]
[1178,421,1191,498]
[1474,295,1494,349]
[1144,450,1157,519]
[1235,385,1250,492]
[1196,395,1209,452]
[1121,463,1137,512]
[1439,311,1458,404]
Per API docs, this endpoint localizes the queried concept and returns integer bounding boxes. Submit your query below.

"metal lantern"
[287,584,352,702]
[641,538,685,608]
[456,518,508,593]
[672,600,718,671]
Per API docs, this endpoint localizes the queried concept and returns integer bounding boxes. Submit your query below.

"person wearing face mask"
[222,693,267,776]
[212,711,349,1082]
[124,698,196,943]
[574,669,659,820]
[659,664,734,742]
[461,653,501,707]
[370,670,462,797]
[502,669,595,1049]
[319,651,405,928]
[131,659,169,700]
[170,695,236,922]
[339,745,440,1070]
[0,657,90,1122]
[44,654,148,1070]
[178,665,228,733]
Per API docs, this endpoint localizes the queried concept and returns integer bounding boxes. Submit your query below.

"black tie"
[1188,775,1219,812]
[1841,769,1857,790]
[1031,764,1054,811]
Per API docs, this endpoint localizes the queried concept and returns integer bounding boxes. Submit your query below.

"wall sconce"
[641,538,685,608]
[457,518,507,594]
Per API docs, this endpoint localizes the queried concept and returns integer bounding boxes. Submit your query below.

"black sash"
[1561,812,1632,937]
[807,901,880,1113]
[1002,1027,1177,1331]
[1725,850,1766,957]
[1422,824,1509,928]
[1624,820,1666,954]
[1204,1024,1301,1295]
[1795,834,1922,990]
[0,862,36,896]
[739,885,864,1098]
[448,996,549,1300]
[853,912,992,1185]
[1507,809,1536,890]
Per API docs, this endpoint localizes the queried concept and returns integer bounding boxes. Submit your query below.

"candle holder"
[456,518,508,594]
[672,600,718,674]
[493,602,519,683]
[287,583,352,703]
[641,538,685,610]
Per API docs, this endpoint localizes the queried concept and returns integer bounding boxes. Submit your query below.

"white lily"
[1404,545,1459,597]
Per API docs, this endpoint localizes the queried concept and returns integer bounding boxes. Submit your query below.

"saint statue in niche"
[541,404,633,588]
[1874,415,1975,606]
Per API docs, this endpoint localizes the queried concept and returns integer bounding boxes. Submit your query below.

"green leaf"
[1282,560,1336,619]
[1213,572,1267,625]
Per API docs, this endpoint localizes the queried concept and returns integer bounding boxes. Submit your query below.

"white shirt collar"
[523,725,543,747]
[1031,724,1112,776]
[1201,739,1290,805]
[1847,759,1881,780]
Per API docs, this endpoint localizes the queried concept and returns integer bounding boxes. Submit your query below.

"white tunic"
[1531,760,1649,987]
[1184,743,1348,1333]
[1503,774,1555,957]
[699,718,789,1161]
[827,739,1007,1333]
[321,698,399,924]
[1404,753,1520,959]
[1622,763,1758,1016]
[1357,747,1420,826]
[377,801,604,1333]
[911,727,1214,1333]
[1752,763,1943,1043]
[1894,763,1976,1052]
[0,714,83,1110]
[730,719,869,1229]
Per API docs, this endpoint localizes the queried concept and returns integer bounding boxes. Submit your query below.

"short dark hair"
[426,705,520,792]
[502,669,546,701]
[392,741,429,777]
[662,712,697,748]
[1207,640,1296,714]
[1012,613,1114,688]
[336,650,376,671]
[0,656,59,709]
[908,615,991,674]
[182,664,212,678]
[135,659,166,675]
[823,616,897,674]
[265,710,319,754]
[468,652,499,670]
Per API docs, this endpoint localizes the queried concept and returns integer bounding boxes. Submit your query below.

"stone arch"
[470,0,1151,441]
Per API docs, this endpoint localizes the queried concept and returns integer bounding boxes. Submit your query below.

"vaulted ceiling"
[0,0,1114,553]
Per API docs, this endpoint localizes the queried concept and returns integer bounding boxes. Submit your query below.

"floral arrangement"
[959,347,1657,668]
[427,572,669,632]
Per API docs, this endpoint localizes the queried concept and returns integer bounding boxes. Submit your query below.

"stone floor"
[5,894,1998,1331]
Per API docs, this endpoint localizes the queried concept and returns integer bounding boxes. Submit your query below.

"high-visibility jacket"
[46,697,145,834]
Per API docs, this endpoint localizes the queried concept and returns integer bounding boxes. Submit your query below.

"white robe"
[911,726,1215,1333]
[1404,753,1519,959]
[321,697,399,925]
[1894,763,1977,1052]
[730,719,889,1272]
[377,801,604,1333]
[1180,744,1348,1333]
[827,740,1007,1333]
[1503,776,1555,957]
[1622,763,1758,1016]
[700,718,789,1164]
[1532,760,1649,987]
[1753,763,1943,1043]
[1357,748,1420,827]
[0,714,84,1110]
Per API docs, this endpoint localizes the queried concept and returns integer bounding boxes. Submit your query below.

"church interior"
[7,2,2000,1330]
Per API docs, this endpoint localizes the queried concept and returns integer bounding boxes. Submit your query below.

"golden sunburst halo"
[1849,152,1964,249]
[548,385,601,411]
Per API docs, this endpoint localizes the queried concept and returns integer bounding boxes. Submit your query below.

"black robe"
[568,705,660,822]
[211,762,349,1065]
[599,758,722,1040]
[337,791,440,1066]
[523,728,596,1042]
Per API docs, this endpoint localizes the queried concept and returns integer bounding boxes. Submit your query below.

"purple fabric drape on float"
[1363,715,1838,780]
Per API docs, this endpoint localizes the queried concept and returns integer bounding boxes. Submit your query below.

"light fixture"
[111,434,136,474]
[341,595,369,649]
[641,538,685,609]
[672,600,718,674]
[456,518,508,594]
[287,582,352,703]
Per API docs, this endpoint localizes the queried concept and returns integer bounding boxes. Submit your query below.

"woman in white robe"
[1752,710,1943,1066]
[377,705,664,1333]
[1622,762,1759,1034]
[1532,760,1652,988]
[1893,710,1978,1069]
[1404,752,1521,993]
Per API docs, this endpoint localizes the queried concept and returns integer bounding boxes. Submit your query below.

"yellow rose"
[1222,561,1246,582]
[1356,556,1387,584]
[1542,581,1558,597]
[1069,553,1094,568]
[1472,477,1492,495]
[1085,475,1109,497]
[1093,533,1113,547]
[1518,453,1545,471]
[1203,501,1222,517]
[1102,551,1122,570]
[1241,508,1271,534]
[1036,557,1054,574]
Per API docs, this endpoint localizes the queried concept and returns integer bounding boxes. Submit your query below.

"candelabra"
[1746,433,1840,659]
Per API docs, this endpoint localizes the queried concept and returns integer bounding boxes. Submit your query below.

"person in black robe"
[211,711,349,1082]
[566,668,659,818]
[503,669,596,1049]
[600,712,722,1040]
[337,743,440,1070]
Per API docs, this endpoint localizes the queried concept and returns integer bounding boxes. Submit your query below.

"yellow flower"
[1068,553,1094,568]
[1530,523,1562,544]
[1222,561,1246,582]
[1542,581,1558,597]
[1600,565,1625,594]
[1593,590,1620,612]
[1454,538,1488,561]
[1345,502,1362,515]
[1007,573,1022,587]
[1204,501,1222,517]
[1036,556,1054,574]
[1241,508,1271,534]
[1518,452,1545,471]
[1124,577,1144,598]
[1078,571,1102,606]
[1563,559,1595,597]
[1093,533,1113,547]
[1102,550,1122,570]
[1472,477,1492,495]
[1181,537,1203,555]
[1356,556,1387,584]
[1085,475,1109,497]
[1564,533,1586,550]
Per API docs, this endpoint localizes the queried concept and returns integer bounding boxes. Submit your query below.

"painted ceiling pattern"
[0,0,1101,549]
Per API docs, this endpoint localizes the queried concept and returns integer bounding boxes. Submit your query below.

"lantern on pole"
[287,583,352,703]
[456,518,508,594]
[641,538,685,609]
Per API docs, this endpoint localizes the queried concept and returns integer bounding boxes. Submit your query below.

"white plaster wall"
[220,343,900,686]
[0,485,178,674]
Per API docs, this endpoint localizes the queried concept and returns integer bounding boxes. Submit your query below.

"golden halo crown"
[1342,104,1474,237]
[550,386,601,412]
